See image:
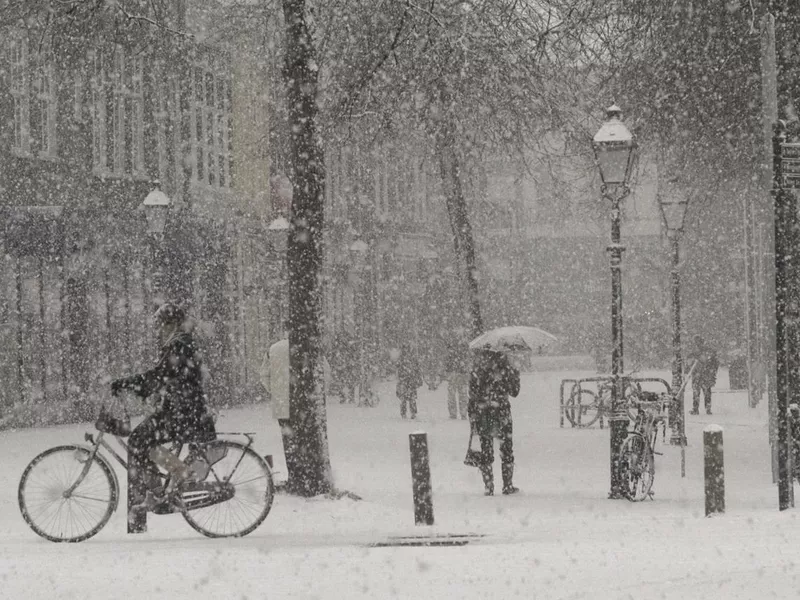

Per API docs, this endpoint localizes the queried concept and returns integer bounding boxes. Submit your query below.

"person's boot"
[689,405,699,415]
[502,463,519,495]
[480,465,494,496]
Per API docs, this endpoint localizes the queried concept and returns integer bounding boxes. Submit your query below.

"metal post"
[668,234,687,447]
[607,189,628,499]
[409,432,434,525]
[773,120,794,510]
[128,232,164,534]
[703,426,725,516]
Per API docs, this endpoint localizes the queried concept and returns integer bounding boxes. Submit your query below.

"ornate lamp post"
[658,191,689,448]
[142,185,171,305]
[592,104,637,499]
[130,185,171,534]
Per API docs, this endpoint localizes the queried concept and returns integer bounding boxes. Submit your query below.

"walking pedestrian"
[445,338,470,420]
[468,348,521,496]
[331,331,357,404]
[688,335,719,415]
[396,341,423,419]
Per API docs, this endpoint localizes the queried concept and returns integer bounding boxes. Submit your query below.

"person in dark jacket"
[468,349,521,495]
[688,335,719,415]
[112,303,215,511]
[396,341,423,419]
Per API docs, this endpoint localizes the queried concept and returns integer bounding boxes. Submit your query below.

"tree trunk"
[282,0,332,497]
[435,111,484,339]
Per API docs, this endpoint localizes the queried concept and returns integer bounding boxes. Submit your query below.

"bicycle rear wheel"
[619,434,654,502]
[18,445,118,542]
[565,388,602,428]
[181,440,274,538]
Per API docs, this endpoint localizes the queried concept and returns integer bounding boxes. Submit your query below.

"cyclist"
[111,302,215,510]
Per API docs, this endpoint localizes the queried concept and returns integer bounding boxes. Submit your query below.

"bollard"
[409,432,434,526]
[704,425,725,517]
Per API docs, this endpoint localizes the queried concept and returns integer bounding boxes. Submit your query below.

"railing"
[559,376,672,429]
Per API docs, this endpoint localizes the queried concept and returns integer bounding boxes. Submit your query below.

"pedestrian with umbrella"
[465,326,556,495]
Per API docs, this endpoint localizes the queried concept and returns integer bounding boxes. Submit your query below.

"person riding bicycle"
[111,302,215,510]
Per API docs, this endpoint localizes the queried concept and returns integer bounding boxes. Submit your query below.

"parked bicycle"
[564,377,642,428]
[618,392,669,502]
[18,404,275,542]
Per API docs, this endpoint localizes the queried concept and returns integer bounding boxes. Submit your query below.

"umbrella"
[469,326,559,354]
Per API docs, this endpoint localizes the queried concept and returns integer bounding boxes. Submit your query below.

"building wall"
[0,25,270,423]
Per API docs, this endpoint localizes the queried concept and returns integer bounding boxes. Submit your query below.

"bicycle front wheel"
[181,440,274,538]
[619,434,654,502]
[565,388,602,428]
[18,445,119,542]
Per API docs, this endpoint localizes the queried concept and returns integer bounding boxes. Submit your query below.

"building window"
[8,33,29,154]
[154,79,169,186]
[31,61,57,157]
[129,54,145,175]
[171,75,182,195]
[91,51,109,173]
[191,62,231,188]
[7,33,57,158]
[92,47,144,176]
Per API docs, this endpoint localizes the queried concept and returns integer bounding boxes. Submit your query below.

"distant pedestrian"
[688,335,719,415]
[445,339,470,420]
[396,341,423,419]
[468,349,521,495]
[331,332,357,404]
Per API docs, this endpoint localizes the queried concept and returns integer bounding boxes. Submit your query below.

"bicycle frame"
[630,400,667,454]
[65,430,258,500]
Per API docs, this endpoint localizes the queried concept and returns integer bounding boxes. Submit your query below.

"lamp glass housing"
[142,188,171,235]
[592,105,636,186]
[659,198,688,233]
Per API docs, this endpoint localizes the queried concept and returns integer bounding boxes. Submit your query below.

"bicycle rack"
[560,376,672,429]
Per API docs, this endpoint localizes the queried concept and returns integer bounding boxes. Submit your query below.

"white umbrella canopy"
[469,326,559,354]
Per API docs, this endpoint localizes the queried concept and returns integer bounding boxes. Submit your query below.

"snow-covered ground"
[2,368,800,600]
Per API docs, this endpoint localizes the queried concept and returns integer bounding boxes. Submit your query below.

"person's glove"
[111,379,124,396]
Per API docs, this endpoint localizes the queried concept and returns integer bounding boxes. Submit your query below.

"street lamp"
[592,104,637,499]
[141,185,171,304]
[658,191,689,449]
[131,184,171,534]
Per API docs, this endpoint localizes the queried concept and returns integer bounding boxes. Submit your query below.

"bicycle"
[564,377,642,428]
[18,404,275,543]
[618,392,669,502]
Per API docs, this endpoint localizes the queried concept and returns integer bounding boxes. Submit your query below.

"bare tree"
[315,0,621,337]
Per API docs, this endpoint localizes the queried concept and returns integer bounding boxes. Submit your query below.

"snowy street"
[2,369,800,599]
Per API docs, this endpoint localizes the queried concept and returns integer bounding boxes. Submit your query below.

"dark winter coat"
[468,350,520,436]
[396,347,423,398]
[114,332,214,441]
[688,344,719,387]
